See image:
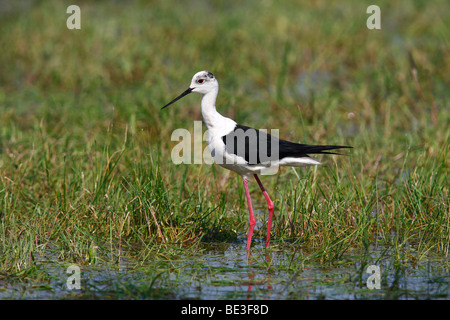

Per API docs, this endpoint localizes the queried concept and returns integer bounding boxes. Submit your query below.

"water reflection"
[0,240,447,299]
[246,248,273,298]
[195,240,449,299]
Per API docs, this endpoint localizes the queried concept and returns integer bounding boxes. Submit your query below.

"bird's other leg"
[254,174,274,248]
[243,177,255,251]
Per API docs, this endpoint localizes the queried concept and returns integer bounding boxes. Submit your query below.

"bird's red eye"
[198,79,205,84]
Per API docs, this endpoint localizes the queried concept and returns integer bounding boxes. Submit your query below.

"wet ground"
[1,240,448,300]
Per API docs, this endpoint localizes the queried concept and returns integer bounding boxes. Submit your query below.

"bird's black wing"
[221,124,352,165]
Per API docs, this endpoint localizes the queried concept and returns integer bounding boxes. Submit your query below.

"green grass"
[0,0,448,296]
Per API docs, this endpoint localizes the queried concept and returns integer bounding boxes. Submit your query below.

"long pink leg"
[243,177,255,251]
[254,174,274,248]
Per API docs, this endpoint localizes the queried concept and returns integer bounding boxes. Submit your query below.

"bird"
[162,71,351,250]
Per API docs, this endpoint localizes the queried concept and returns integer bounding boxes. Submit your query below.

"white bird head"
[189,71,218,94]
[162,71,218,109]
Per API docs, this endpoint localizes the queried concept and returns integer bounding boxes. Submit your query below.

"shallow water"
[1,239,448,300]
[167,241,449,300]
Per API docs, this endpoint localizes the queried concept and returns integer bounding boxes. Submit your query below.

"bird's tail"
[301,145,353,156]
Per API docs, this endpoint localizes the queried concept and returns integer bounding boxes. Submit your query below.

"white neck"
[200,87,237,139]
[201,88,222,129]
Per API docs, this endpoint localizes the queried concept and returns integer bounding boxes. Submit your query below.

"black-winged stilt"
[162,71,351,250]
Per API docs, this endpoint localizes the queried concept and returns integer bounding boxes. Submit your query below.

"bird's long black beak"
[161,87,193,110]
